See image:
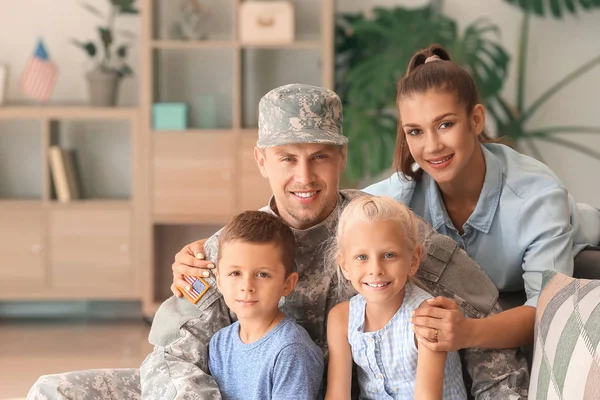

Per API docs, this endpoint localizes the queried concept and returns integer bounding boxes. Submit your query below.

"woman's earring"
[411,162,421,172]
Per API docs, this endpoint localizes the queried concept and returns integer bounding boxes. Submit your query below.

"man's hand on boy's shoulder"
[149,231,226,347]
[171,237,216,297]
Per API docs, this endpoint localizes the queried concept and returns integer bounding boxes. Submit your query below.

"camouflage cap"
[257,83,348,148]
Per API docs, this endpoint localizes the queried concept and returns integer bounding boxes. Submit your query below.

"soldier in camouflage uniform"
[28,84,528,400]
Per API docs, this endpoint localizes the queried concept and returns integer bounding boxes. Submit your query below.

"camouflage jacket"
[140,190,529,399]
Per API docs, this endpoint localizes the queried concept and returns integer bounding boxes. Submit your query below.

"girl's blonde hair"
[327,195,425,297]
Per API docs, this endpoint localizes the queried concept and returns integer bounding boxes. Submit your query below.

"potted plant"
[73,0,138,106]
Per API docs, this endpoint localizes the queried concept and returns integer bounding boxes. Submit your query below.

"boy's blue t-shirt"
[208,317,324,400]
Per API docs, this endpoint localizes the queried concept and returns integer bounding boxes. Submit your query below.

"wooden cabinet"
[0,208,45,290]
[49,209,133,297]
[0,108,139,301]
[153,132,237,223]
[238,131,272,211]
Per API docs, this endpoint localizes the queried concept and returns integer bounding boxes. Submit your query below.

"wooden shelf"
[153,213,231,225]
[152,129,233,136]
[47,200,131,210]
[0,200,43,208]
[242,41,321,50]
[151,40,235,49]
[0,290,140,301]
[0,106,139,120]
[150,40,321,50]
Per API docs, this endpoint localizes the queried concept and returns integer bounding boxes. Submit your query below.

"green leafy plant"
[504,0,600,18]
[488,0,600,162]
[336,5,509,182]
[72,0,139,77]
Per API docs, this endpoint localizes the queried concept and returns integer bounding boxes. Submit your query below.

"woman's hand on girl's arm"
[324,302,353,400]
[414,303,447,400]
[410,297,472,352]
[411,297,535,351]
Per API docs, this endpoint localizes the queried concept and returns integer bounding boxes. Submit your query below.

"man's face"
[217,241,297,321]
[254,143,346,230]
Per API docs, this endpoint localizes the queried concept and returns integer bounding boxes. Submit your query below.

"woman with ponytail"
[364,44,600,353]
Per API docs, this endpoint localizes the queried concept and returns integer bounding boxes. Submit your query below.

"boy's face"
[217,240,298,320]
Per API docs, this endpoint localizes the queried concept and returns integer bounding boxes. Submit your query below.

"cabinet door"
[153,132,236,222]
[238,133,272,211]
[49,209,132,297]
[0,209,44,289]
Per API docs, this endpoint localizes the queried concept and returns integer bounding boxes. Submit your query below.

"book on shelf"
[48,146,81,202]
[62,149,81,200]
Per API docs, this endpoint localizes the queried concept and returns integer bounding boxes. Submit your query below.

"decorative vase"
[86,67,120,106]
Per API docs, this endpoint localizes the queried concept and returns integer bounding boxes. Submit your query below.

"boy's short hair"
[218,211,296,276]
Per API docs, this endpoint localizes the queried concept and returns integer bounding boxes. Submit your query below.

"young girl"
[325,195,467,400]
[364,44,600,352]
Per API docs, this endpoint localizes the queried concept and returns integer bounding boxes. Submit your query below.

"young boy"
[208,210,324,400]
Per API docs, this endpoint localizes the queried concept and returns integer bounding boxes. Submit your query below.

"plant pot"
[86,68,120,107]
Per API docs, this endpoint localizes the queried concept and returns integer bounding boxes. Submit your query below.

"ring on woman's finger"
[433,328,439,342]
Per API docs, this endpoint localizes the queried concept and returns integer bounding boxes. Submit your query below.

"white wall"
[339,0,600,207]
[0,0,140,106]
[1,0,598,205]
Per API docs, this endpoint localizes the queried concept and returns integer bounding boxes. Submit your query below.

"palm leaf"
[527,126,600,136]
[345,6,457,110]
[520,53,600,124]
[535,136,600,161]
[523,138,545,163]
[451,19,510,101]
[344,107,396,182]
[503,0,600,17]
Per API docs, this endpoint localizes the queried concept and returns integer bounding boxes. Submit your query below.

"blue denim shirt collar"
[426,144,503,234]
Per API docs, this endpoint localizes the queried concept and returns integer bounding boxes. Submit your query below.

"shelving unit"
[0,0,334,317]
[140,0,334,316]
[0,107,140,301]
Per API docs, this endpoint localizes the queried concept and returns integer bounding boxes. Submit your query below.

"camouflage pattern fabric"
[26,190,529,400]
[26,368,140,400]
[414,224,530,400]
[257,84,348,148]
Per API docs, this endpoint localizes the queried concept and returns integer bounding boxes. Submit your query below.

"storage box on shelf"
[140,0,334,317]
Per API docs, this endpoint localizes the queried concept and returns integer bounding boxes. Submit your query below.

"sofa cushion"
[529,270,600,399]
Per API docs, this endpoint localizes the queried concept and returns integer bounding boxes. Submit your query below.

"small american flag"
[181,275,210,304]
[20,40,58,101]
